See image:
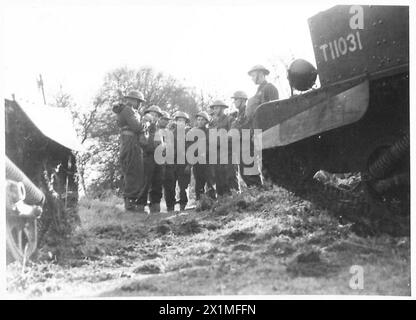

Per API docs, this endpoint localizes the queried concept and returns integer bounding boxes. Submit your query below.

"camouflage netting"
[5,99,80,247]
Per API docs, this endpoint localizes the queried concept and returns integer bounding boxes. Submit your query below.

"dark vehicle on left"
[5,97,82,263]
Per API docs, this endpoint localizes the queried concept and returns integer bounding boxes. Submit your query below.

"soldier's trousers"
[240,132,262,187]
[193,164,216,200]
[119,134,145,200]
[213,164,231,196]
[240,163,262,187]
[215,152,240,196]
[227,164,240,192]
[137,153,163,206]
[164,164,190,209]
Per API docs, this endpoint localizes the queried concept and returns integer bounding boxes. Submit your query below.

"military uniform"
[246,65,280,121]
[256,81,279,104]
[137,120,164,212]
[112,102,145,210]
[164,117,191,211]
[190,120,216,200]
[157,111,171,211]
[246,65,279,181]
[246,81,280,121]
[209,104,237,196]
[231,108,262,187]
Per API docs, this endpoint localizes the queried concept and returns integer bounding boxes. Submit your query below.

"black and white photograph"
[1,0,412,301]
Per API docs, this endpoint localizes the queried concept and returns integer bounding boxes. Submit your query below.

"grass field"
[6,185,411,297]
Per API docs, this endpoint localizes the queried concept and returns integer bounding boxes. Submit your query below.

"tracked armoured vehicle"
[5,98,82,262]
[253,5,409,234]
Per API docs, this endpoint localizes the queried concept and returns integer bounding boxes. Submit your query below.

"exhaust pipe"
[5,156,45,206]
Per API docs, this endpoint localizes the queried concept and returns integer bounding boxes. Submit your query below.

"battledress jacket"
[209,113,235,163]
[246,81,279,122]
[188,126,211,164]
[112,104,145,199]
[166,123,192,165]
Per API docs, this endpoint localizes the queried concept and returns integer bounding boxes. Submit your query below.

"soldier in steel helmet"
[246,65,279,122]
[191,111,216,201]
[158,111,171,131]
[112,91,147,212]
[157,111,171,208]
[231,90,262,188]
[209,100,237,196]
[136,105,165,213]
[164,111,192,211]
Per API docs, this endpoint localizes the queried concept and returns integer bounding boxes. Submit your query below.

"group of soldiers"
[113,64,279,213]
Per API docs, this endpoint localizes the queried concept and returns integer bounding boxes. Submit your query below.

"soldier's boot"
[228,164,240,192]
[207,188,216,200]
[124,198,137,212]
[242,174,262,188]
[165,199,176,213]
[206,166,217,199]
[178,168,190,212]
[193,165,204,201]
[150,203,161,214]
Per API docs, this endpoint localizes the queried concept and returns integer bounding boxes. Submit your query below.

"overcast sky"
[1,0,407,109]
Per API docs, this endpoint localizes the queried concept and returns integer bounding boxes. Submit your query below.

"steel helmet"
[174,111,190,121]
[124,90,146,102]
[231,91,248,100]
[196,111,210,122]
[160,111,171,120]
[209,100,229,109]
[144,105,163,116]
[248,65,270,76]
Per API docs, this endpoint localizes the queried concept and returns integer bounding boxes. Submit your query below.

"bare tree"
[81,66,212,196]
[267,53,295,99]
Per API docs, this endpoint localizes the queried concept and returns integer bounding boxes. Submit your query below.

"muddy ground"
[6,185,410,298]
